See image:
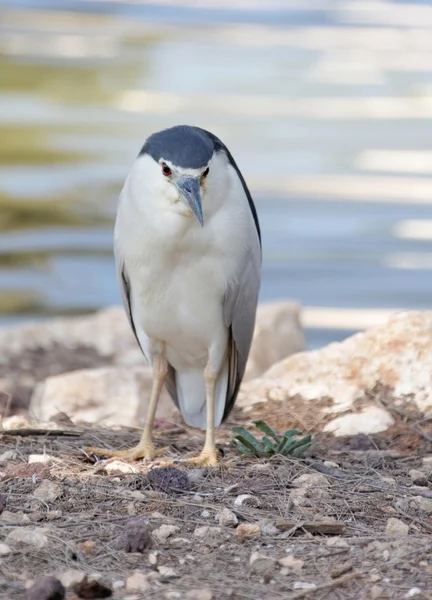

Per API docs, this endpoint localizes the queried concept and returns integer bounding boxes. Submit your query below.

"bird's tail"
[176,361,229,430]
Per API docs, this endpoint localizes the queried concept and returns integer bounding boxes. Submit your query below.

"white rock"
[278,555,304,572]
[200,510,211,518]
[30,366,173,427]
[0,510,30,523]
[194,526,221,539]
[239,312,432,434]
[323,460,339,468]
[28,454,54,464]
[126,571,151,592]
[249,552,276,574]
[385,517,409,536]
[148,551,159,566]
[152,524,180,542]
[104,460,138,475]
[235,523,261,539]
[33,480,62,503]
[112,580,125,590]
[157,566,177,579]
[293,582,317,591]
[217,508,238,527]
[2,415,30,430]
[186,589,213,600]
[404,588,423,598]
[60,569,86,588]
[234,494,260,507]
[292,473,329,488]
[0,543,12,555]
[170,537,191,548]
[6,528,48,549]
[326,537,349,548]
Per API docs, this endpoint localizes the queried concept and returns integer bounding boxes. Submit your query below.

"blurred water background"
[0,0,432,349]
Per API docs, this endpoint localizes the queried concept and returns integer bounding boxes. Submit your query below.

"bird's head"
[131,125,224,227]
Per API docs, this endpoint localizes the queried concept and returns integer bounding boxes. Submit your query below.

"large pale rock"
[2,301,304,416]
[30,366,172,426]
[239,311,432,436]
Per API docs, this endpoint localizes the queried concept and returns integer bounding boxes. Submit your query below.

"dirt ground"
[1,416,432,600]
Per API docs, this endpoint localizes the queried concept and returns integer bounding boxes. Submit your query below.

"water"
[1,0,432,348]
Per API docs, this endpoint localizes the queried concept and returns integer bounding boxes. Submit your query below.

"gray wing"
[114,243,179,405]
[222,237,261,420]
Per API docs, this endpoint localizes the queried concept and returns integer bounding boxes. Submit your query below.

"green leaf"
[289,434,313,457]
[262,436,276,454]
[252,420,280,443]
[278,437,298,455]
[283,429,303,439]
[233,427,265,456]
[236,441,253,455]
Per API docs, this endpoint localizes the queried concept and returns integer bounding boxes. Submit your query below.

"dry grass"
[1,421,432,600]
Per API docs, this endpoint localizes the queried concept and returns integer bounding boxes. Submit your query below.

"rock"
[404,588,423,598]
[396,496,432,515]
[103,461,138,475]
[369,585,384,600]
[27,576,65,600]
[0,542,12,555]
[152,524,180,543]
[290,473,331,507]
[216,508,238,527]
[115,518,151,553]
[2,415,30,429]
[76,541,97,555]
[1,510,30,523]
[148,551,159,565]
[292,473,329,488]
[249,552,276,574]
[157,566,177,579]
[6,528,48,549]
[244,301,305,381]
[125,572,151,592]
[326,537,349,548]
[278,555,304,573]
[385,517,409,536]
[293,582,317,591]
[30,366,172,427]
[0,492,5,515]
[193,526,222,547]
[60,570,86,589]
[28,454,55,464]
[186,589,213,600]
[235,523,261,540]
[73,575,112,598]
[239,312,432,435]
[33,480,62,503]
[234,494,260,507]
[409,470,428,487]
[170,537,191,548]
[0,450,18,462]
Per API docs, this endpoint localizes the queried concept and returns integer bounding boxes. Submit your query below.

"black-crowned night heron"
[86,125,261,466]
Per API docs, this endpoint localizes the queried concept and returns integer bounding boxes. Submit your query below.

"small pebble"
[33,480,62,503]
[126,572,151,592]
[236,523,260,540]
[186,589,213,600]
[385,517,409,536]
[404,588,422,598]
[28,454,54,464]
[249,552,276,574]
[152,524,180,543]
[6,528,48,549]
[234,494,260,507]
[157,566,177,579]
[217,508,238,527]
[104,460,138,475]
[293,582,316,591]
[27,576,65,600]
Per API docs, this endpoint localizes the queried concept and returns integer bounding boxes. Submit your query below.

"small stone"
[194,525,221,539]
[28,454,54,464]
[217,508,238,527]
[186,589,213,600]
[165,593,182,600]
[369,570,381,583]
[234,494,260,507]
[404,588,422,598]
[409,470,428,487]
[188,468,207,484]
[152,524,180,543]
[385,517,409,536]
[112,581,125,590]
[76,541,97,555]
[6,528,48,549]
[326,537,349,548]
[115,518,151,553]
[147,466,189,494]
[27,576,65,600]
[126,572,151,592]
[292,473,329,488]
[259,519,279,535]
[2,415,30,430]
[148,551,159,565]
[33,480,62,503]
[170,537,191,548]
[249,552,276,574]
[236,523,261,540]
[157,566,177,579]
[422,456,432,466]
[59,570,86,589]
[414,497,432,514]
[380,477,396,485]
[293,582,316,591]
[1,510,30,523]
[0,542,12,555]
[104,460,138,475]
[278,555,304,572]
[73,575,112,598]
[323,460,339,468]
[0,450,18,462]
[370,585,384,599]
[127,490,146,500]
[201,510,211,518]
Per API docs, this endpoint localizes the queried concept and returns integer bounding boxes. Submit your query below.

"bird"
[86,125,261,466]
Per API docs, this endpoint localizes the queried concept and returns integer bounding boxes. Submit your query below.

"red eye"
[202,167,209,179]
[162,163,172,176]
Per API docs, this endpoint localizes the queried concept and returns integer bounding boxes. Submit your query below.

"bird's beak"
[176,176,203,226]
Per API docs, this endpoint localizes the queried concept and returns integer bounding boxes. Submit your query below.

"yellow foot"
[179,449,218,467]
[83,443,168,461]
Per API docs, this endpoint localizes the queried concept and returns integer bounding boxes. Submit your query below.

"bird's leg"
[84,353,168,461]
[180,365,219,467]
